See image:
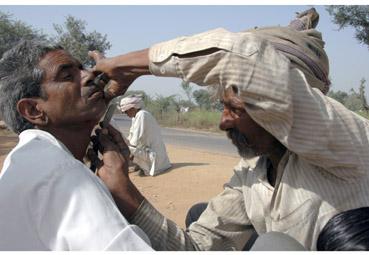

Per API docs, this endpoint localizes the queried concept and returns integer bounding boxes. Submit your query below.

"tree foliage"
[328,78,369,116]
[52,15,111,67]
[192,88,223,111]
[181,81,194,103]
[327,90,349,105]
[152,94,177,120]
[0,11,46,58]
[326,5,369,48]
[193,89,212,110]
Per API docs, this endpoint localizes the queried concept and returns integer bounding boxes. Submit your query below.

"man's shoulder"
[4,129,84,178]
[137,110,157,122]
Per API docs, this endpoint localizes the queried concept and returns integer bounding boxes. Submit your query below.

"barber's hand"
[88,49,151,101]
[87,124,144,218]
[87,125,130,192]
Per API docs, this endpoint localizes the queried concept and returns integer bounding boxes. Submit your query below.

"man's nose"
[219,110,234,131]
[81,69,96,87]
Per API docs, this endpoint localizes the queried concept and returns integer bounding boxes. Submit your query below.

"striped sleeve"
[149,28,369,180]
[131,174,254,251]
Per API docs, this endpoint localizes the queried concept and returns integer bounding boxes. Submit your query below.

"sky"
[0,5,368,98]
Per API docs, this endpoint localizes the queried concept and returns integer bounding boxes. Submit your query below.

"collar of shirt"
[19,129,73,156]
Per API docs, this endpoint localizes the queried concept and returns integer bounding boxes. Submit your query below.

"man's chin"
[237,148,257,159]
[226,129,258,159]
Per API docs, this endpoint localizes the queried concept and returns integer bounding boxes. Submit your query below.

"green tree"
[153,94,176,120]
[358,78,369,112]
[52,15,111,66]
[0,11,46,58]
[344,89,362,112]
[181,81,194,103]
[193,89,212,110]
[326,6,369,48]
[327,90,349,105]
[343,79,368,113]
[212,99,224,112]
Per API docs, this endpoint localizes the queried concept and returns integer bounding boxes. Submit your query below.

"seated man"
[115,95,171,176]
[89,8,369,251]
[0,40,152,251]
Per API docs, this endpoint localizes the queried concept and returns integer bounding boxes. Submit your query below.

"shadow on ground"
[170,162,209,170]
[132,162,209,177]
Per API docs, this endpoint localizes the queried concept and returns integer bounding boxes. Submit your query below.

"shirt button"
[160,67,166,74]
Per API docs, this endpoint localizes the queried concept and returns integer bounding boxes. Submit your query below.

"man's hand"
[87,124,144,218]
[88,49,151,101]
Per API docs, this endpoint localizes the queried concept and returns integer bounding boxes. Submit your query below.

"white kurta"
[0,129,152,251]
[128,110,171,176]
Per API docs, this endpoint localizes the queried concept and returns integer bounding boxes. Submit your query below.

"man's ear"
[17,98,48,127]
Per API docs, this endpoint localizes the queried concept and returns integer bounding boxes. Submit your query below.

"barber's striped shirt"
[131,28,369,251]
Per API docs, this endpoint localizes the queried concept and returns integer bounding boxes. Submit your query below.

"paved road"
[111,115,238,156]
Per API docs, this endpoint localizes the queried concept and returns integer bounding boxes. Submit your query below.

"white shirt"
[128,110,171,176]
[0,129,152,251]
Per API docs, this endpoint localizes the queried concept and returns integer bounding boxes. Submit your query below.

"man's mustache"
[226,128,250,147]
[226,128,256,159]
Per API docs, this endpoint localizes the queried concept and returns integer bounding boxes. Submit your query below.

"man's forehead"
[38,49,80,70]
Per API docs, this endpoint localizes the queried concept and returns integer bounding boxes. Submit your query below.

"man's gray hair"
[0,40,62,134]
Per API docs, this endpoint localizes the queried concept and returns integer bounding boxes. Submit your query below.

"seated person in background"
[117,95,171,176]
[317,207,369,251]
[0,40,152,251]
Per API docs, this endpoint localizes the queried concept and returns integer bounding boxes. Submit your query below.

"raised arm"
[96,28,368,180]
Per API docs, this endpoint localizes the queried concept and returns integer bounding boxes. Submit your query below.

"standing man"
[89,8,369,250]
[116,95,171,176]
[0,40,152,251]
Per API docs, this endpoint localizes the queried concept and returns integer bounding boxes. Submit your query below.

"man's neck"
[266,145,287,187]
[43,125,93,161]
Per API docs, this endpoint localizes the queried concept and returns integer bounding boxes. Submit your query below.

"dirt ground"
[0,130,240,228]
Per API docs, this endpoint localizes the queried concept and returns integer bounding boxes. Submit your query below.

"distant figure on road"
[118,95,171,176]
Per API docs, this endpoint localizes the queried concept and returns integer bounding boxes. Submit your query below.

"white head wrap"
[243,8,330,94]
[119,95,144,112]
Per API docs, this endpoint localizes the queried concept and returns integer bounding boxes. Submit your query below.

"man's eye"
[62,74,73,81]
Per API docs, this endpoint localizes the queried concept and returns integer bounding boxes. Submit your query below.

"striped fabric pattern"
[131,28,369,251]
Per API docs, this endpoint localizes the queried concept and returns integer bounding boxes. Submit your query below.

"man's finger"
[104,80,128,101]
[106,125,130,157]
[88,50,105,62]
[98,132,119,153]
[86,148,101,172]
[107,125,126,144]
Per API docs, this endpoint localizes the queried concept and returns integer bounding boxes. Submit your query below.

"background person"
[116,95,171,176]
